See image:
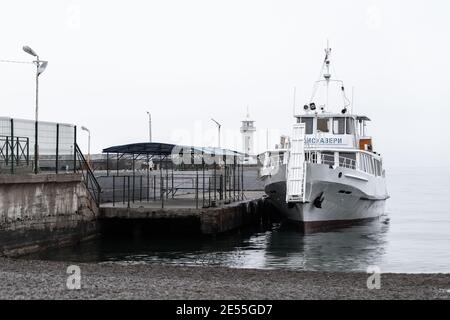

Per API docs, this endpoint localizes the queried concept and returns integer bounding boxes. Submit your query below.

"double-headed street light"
[23,46,48,174]
[81,126,91,167]
[211,118,221,148]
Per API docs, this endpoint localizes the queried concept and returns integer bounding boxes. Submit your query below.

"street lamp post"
[81,126,91,167]
[146,111,152,142]
[211,118,221,148]
[23,46,47,174]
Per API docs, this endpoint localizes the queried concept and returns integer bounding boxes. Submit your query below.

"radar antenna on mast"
[324,46,332,81]
[306,42,351,114]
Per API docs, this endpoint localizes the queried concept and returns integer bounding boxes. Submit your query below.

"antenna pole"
[351,87,355,114]
[292,87,296,116]
[326,41,329,111]
[323,41,332,111]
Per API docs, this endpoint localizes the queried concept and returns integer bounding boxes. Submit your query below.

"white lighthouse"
[240,109,256,161]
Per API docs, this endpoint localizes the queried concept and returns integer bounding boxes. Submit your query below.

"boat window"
[364,155,369,174]
[360,153,374,175]
[317,118,329,133]
[374,159,382,176]
[359,154,366,172]
[300,117,313,134]
[305,152,317,163]
[367,156,374,175]
[321,151,335,166]
[339,152,356,169]
[339,152,356,161]
[363,155,369,174]
[363,121,369,136]
[333,118,345,134]
[346,118,354,134]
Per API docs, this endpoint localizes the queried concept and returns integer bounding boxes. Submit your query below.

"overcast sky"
[1,0,449,167]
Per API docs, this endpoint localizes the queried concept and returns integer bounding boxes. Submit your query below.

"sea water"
[26,166,450,273]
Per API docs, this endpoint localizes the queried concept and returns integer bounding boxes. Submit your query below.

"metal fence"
[0,117,76,174]
[97,168,245,209]
[0,117,100,205]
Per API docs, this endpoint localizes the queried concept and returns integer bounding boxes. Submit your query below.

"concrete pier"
[0,172,270,256]
[99,191,269,235]
[0,173,99,257]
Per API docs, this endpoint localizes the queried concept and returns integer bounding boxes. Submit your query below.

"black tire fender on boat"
[313,192,325,209]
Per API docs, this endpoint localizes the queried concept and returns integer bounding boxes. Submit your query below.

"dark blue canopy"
[102,142,245,157]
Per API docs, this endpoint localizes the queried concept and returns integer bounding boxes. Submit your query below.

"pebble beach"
[1,258,449,300]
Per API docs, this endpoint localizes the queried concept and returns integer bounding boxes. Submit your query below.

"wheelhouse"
[295,114,374,152]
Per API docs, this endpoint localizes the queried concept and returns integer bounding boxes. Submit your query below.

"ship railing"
[262,150,357,170]
[265,154,285,167]
[338,156,356,170]
[306,151,356,170]
[320,153,335,166]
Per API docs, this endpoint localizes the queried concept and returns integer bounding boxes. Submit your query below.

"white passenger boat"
[260,46,389,232]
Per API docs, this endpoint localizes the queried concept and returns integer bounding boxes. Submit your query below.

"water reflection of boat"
[262,219,390,272]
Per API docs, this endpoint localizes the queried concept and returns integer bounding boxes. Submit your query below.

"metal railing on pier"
[1,117,102,205]
[97,167,246,209]
[75,144,101,205]
[0,135,29,173]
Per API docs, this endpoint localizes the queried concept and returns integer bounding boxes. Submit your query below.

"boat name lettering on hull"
[306,137,343,144]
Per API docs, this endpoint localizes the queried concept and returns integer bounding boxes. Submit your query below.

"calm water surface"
[27,166,450,273]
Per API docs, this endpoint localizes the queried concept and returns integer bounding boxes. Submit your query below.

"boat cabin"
[257,113,385,178]
[295,114,373,152]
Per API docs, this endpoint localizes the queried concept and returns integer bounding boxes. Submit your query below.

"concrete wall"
[99,196,272,236]
[200,198,271,234]
[0,174,98,257]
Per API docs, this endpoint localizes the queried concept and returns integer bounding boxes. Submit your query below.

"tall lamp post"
[81,126,91,167]
[211,118,221,148]
[146,111,152,142]
[23,46,48,174]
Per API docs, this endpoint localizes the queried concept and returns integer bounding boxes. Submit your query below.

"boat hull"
[263,163,388,232]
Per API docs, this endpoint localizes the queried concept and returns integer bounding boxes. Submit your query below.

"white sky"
[1,0,449,167]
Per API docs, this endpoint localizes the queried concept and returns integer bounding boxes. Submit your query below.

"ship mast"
[323,41,332,111]
[305,43,350,115]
